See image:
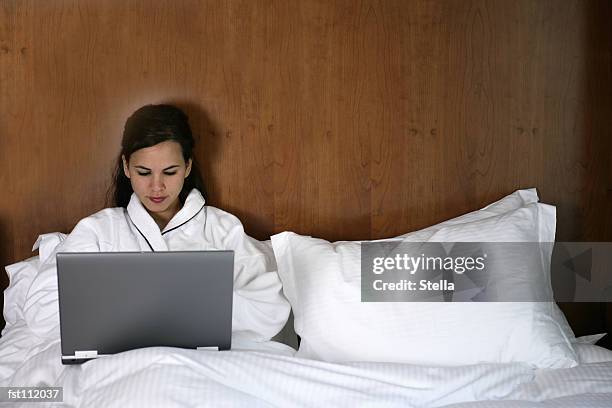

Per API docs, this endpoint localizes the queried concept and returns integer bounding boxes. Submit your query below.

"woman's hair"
[107,104,207,207]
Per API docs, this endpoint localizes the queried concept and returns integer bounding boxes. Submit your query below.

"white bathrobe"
[23,189,290,341]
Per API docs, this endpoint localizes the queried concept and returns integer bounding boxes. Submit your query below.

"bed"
[1,335,612,407]
[2,189,612,407]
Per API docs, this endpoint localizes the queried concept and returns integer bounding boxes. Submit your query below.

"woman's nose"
[150,175,165,191]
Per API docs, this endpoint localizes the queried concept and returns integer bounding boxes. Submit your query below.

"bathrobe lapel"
[126,189,206,251]
[161,189,206,236]
[126,194,168,251]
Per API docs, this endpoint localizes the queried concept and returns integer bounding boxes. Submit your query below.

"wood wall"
[1,0,611,340]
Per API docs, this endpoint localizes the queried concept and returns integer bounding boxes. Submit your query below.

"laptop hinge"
[196,346,219,351]
[75,350,98,359]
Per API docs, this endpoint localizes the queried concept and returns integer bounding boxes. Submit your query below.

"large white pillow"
[3,256,39,332]
[271,189,578,368]
[2,233,67,334]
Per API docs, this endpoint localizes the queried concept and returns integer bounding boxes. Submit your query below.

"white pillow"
[574,342,612,364]
[2,233,67,334]
[271,189,578,368]
[574,333,607,345]
[396,188,540,240]
[32,232,67,263]
[3,256,39,332]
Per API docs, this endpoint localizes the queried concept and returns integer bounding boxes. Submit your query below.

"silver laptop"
[57,251,234,364]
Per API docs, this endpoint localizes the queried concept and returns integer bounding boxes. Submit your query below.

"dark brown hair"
[107,104,207,207]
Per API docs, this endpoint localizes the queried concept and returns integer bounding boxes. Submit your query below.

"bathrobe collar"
[126,189,206,251]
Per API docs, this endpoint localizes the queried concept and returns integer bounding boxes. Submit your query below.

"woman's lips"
[149,196,167,204]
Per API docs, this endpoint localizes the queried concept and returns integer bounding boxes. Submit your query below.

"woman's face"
[123,140,192,221]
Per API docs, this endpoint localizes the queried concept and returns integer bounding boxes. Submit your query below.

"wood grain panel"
[1,0,610,339]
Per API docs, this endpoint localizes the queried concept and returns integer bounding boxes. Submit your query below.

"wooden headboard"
[1,0,610,345]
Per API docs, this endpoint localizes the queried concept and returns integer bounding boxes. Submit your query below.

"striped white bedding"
[1,323,611,407]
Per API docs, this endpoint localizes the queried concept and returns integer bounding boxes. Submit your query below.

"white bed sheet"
[1,322,611,407]
[3,246,612,407]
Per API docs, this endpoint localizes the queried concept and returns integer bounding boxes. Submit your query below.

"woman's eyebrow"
[133,165,180,171]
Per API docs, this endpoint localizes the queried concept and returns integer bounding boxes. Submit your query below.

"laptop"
[57,251,234,364]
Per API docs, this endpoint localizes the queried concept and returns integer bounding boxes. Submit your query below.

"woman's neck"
[148,200,181,231]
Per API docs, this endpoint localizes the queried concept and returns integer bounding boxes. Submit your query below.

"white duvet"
[1,320,612,407]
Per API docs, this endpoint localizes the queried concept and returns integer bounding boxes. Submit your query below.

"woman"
[23,104,290,342]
